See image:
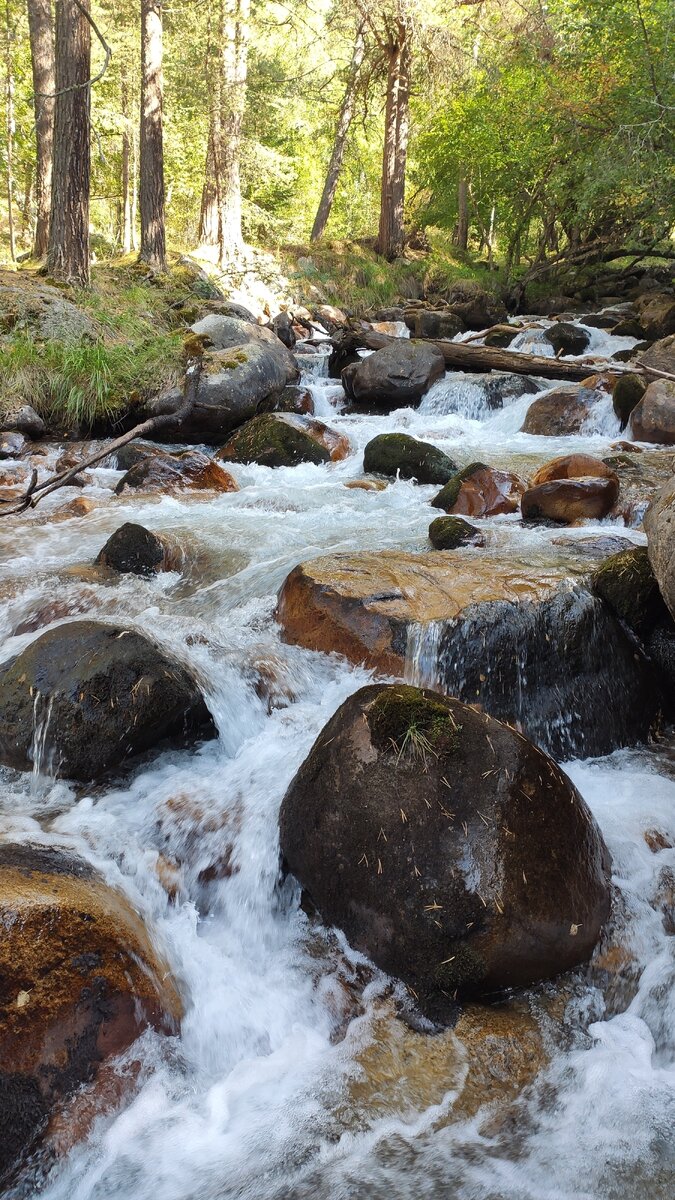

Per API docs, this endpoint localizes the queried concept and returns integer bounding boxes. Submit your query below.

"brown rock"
[639,334,675,376]
[344,478,388,492]
[56,496,96,517]
[115,449,238,494]
[635,292,675,340]
[521,387,593,435]
[0,844,181,1183]
[522,477,619,523]
[629,379,675,444]
[431,463,525,517]
[530,454,619,487]
[644,475,675,621]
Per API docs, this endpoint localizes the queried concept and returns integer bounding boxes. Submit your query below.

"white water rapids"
[0,317,673,1198]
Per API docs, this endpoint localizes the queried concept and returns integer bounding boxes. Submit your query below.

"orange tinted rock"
[521,388,593,435]
[344,479,388,492]
[531,454,619,487]
[629,379,675,445]
[56,496,96,517]
[116,449,238,494]
[522,476,619,523]
[431,463,525,517]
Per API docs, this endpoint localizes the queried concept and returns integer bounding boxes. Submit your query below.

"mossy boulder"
[591,547,668,635]
[216,413,344,468]
[612,374,647,429]
[0,621,215,781]
[363,433,457,484]
[431,462,524,517]
[428,515,484,549]
[0,843,181,1184]
[279,683,612,1022]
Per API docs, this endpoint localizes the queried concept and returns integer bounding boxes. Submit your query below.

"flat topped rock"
[276,551,565,673]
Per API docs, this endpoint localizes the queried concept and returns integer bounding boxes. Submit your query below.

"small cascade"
[30,690,56,788]
[404,620,445,688]
[293,343,332,380]
[509,327,555,355]
[420,371,540,420]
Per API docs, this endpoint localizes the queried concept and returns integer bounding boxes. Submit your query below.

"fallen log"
[355,328,643,383]
[0,359,202,517]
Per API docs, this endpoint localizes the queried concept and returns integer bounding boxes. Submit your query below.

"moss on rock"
[363,433,457,484]
[428,515,483,549]
[368,685,462,761]
[591,546,667,634]
[612,374,646,429]
[431,462,490,511]
[216,413,330,467]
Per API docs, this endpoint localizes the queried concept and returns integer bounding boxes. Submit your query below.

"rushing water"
[0,317,673,1199]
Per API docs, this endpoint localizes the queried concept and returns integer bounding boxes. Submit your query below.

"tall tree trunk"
[376,15,411,261]
[4,1,16,262]
[130,116,138,251]
[47,0,90,287]
[198,110,220,247]
[139,0,165,270]
[310,21,365,242]
[456,170,468,251]
[21,161,34,244]
[121,66,132,254]
[217,0,249,264]
[26,0,54,260]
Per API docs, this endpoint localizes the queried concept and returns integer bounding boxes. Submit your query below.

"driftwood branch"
[0,359,202,518]
[354,328,643,383]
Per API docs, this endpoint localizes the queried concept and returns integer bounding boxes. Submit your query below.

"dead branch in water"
[0,358,202,517]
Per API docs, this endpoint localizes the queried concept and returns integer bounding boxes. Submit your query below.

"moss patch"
[592,546,667,634]
[368,686,462,763]
[431,462,489,512]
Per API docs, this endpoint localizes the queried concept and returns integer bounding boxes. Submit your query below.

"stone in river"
[216,413,349,468]
[115,449,238,494]
[530,453,618,486]
[96,522,182,577]
[363,433,457,484]
[428,515,485,549]
[350,341,445,410]
[431,462,524,517]
[644,475,675,622]
[521,476,619,523]
[629,379,675,445]
[521,387,594,435]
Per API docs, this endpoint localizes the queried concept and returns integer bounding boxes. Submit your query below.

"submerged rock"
[350,342,445,409]
[276,550,663,757]
[280,683,612,1021]
[216,413,349,467]
[96,522,182,577]
[146,316,298,443]
[0,843,181,1184]
[115,449,238,494]
[363,433,457,484]
[0,620,215,781]
[428,515,484,549]
[431,462,524,517]
[629,379,675,444]
[521,476,619,523]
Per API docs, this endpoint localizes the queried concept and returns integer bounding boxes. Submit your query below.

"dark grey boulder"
[351,341,445,409]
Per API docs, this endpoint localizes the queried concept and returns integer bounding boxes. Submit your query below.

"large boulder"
[363,433,457,484]
[612,374,646,429]
[639,334,674,375]
[592,547,668,636]
[350,342,445,409]
[629,379,675,444]
[0,404,45,438]
[276,550,662,757]
[115,449,238,494]
[95,522,182,577]
[644,476,675,621]
[146,316,298,442]
[521,387,594,435]
[530,453,618,487]
[635,292,675,340]
[279,683,612,1020]
[0,621,215,781]
[521,476,619,523]
[431,462,524,517]
[0,843,181,1184]
[409,310,466,339]
[215,413,349,468]
[545,322,591,356]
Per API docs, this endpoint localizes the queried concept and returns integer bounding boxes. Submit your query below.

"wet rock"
[0,843,181,1184]
[350,341,445,409]
[629,379,675,444]
[521,387,594,435]
[431,462,524,517]
[591,546,668,636]
[0,431,27,459]
[363,433,457,484]
[257,384,315,416]
[276,551,662,758]
[522,476,619,523]
[483,325,518,347]
[544,322,590,356]
[446,288,507,331]
[115,449,238,494]
[110,441,166,472]
[146,316,298,443]
[55,496,96,518]
[613,374,647,429]
[428,515,485,549]
[644,476,675,621]
[270,311,296,348]
[611,318,646,338]
[216,413,348,468]
[635,292,675,340]
[279,683,611,1020]
[95,522,182,577]
[551,534,635,560]
[343,479,388,493]
[639,334,674,376]
[0,620,215,781]
[410,310,466,339]
[530,453,618,486]
[0,405,45,438]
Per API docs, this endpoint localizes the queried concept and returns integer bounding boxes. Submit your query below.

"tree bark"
[217,0,249,263]
[4,2,16,262]
[198,116,220,246]
[47,0,90,287]
[376,13,411,260]
[456,170,468,251]
[26,0,55,260]
[310,21,365,242]
[121,65,132,254]
[139,0,165,270]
